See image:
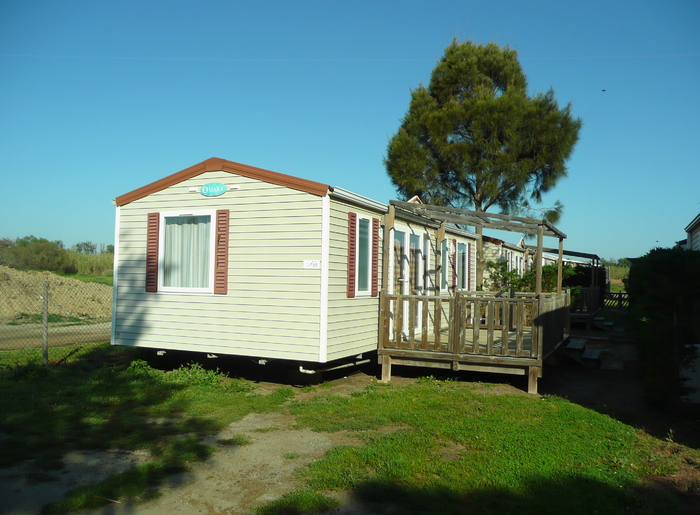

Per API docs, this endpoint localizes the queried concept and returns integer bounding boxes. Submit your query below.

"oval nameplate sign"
[200,183,228,197]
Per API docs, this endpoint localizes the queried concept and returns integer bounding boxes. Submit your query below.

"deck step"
[566,340,586,351]
[582,348,601,360]
[580,348,602,368]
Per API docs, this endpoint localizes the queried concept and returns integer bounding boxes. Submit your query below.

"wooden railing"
[538,290,570,358]
[572,286,601,314]
[379,290,569,362]
[604,291,629,309]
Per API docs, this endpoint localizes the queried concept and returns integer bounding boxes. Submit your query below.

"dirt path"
[74,412,357,515]
[0,374,374,515]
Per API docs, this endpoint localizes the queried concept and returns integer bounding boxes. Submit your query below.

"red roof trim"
[115,157,330,207]
[482,235,505,245]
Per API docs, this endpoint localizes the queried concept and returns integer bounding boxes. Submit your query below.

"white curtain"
[163,215,210,288]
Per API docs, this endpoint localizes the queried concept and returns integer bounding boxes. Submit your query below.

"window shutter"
[347,212,357,298]
[214,210,230,294]
[452,239,457,291]
[371,217,379,297]
[145,213,159,292]
[467,243,471,291]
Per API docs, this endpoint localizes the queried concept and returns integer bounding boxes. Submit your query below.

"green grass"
[218,434,253,446]
[0,344,294,513]
[609,282,626,292]
[1,348,697,514]
[65,251,114,276]
[8,312,85,325]
[56,272,113,286]
[277,378,696,515]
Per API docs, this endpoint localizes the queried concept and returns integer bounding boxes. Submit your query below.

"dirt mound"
[0,265,112,323]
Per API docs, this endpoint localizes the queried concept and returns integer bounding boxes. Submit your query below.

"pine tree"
[385,39,582,285]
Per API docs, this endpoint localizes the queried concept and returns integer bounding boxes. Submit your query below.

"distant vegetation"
[0,235,114,277]
[603,258,630,286]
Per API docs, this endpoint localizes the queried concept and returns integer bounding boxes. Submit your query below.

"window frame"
[347,212,379,298]
[441,239,448,292]
[157,209,217,294]
[458,242,467,290]
[355,216,373,296]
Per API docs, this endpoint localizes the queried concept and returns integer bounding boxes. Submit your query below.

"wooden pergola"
[379,201,572,394]
[389,201,568,295]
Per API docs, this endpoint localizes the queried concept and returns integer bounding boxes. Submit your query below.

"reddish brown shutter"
[451,239,457,291]
[214,210,230,294]
[371,217,379,297]
[145,213,159,292]
[347,212,357,298]
[467,243,471,291]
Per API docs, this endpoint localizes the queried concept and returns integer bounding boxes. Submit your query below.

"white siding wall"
[113,170,326,361]
[444,231,478,293]
[690,226,700,251]
[325,201,384,361]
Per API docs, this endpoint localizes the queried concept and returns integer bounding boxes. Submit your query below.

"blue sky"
[1,0,698,260]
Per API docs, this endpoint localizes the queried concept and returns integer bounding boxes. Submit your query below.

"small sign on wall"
[200,183,228,197]
[303,260,321,270]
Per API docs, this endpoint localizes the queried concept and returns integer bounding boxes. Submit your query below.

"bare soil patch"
[0,266,112,324]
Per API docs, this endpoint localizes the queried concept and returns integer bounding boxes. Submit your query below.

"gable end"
[115,158,330,206]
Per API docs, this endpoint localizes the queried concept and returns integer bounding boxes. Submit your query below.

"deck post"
[381,354,392,382]
[379,290,390,351]
[527,366,541,394]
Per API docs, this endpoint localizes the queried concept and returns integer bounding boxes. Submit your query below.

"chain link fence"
[0,267,112,367]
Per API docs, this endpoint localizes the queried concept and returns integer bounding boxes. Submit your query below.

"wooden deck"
[378,290,570,394]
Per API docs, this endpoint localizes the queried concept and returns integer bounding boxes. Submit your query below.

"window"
[409,234,421,293]
[357,218,371,292]
[146,210,229,294]
[440,239,459,293]
[458,243,467,289]
[441,239,448,291]
[347,212,379,298]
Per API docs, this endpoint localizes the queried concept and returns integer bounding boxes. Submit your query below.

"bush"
[627,247,700,407]
[3,240,74,273]
[486,261,577,295]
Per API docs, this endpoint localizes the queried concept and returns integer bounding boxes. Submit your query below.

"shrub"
[627,247,700,407]
[486,261,577,295]
[4,240,74,273]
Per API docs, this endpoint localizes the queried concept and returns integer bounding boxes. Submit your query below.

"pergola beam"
[390,201,567,239]
[388,200,568,296]
[524,246,600,261]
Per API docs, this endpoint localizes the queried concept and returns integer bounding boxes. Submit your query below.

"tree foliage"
[0,236,73,272]
[384,39,582,221]
[73,241,97,254]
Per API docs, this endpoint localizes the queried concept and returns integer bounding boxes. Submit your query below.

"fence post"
[42,280,49,365]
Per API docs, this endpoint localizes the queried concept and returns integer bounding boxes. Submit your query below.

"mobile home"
[111,158,478,369]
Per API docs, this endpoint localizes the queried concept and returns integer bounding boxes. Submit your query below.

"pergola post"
[382,205,395,291]
[436,222,446,292]
[535,224,544,295]
[557,237,564,295]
